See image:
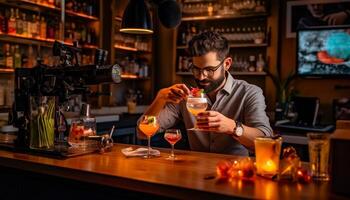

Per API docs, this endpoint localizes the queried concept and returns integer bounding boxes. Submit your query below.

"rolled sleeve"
[243,86,273,136]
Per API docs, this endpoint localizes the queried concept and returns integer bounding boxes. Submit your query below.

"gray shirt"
[143,73,272,156]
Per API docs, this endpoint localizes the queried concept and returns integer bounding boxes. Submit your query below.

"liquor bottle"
[248,55,256,72]
[4,44,13,68]
[14,45,21,68]
[81,26,87,44]
[36,15,41,38]
[47,19,54,39]
[15,9,23,35]
[8,8,16,35]
[40,16,46,39]
[256,54,265,72]
[30,14,38,38]
[27,45,35,67]
[22,13,28,37]
[0,46,5,67]
[0,10,4,34]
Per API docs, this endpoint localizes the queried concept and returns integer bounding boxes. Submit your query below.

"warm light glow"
[120,28,153,34]
[114,45,138,52]
[121,74,138,79]
[262,160,277,172]
[255,137,282,176]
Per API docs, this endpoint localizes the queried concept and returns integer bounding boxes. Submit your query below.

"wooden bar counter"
[0,144,345,199]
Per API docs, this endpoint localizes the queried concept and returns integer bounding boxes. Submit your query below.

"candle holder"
[255,136,282,178]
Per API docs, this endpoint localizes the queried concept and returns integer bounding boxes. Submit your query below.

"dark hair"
[187,31,229,61]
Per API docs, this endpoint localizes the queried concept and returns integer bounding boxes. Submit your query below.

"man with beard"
[137,31,272,155]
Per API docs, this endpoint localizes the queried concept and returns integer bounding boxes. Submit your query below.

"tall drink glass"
[186,94,207,130]
[307,133,330,181]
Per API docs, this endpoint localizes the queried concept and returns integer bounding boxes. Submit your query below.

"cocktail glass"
[139,115,159,158]
[186,95,208,130]
[164,129,182,160]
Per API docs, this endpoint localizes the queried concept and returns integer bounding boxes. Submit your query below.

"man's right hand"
[157,84,190,104]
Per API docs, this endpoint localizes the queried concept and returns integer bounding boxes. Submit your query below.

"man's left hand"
[196,111,235,134]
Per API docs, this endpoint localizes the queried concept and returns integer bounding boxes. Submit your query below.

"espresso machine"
[9,41,121,155]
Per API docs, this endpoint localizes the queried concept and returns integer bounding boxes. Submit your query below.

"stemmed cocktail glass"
[164,129,182,160]
[139,115,159,158]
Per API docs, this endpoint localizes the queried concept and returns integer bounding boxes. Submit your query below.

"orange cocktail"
[139,123,159,137]
[139,115,159,158]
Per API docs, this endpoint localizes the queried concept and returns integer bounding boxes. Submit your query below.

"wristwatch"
[233,120,244,137]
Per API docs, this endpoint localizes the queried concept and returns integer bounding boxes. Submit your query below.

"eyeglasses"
[189,59,225,77]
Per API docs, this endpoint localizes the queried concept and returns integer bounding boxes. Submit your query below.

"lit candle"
[255,137,282,177]
[262,160,277,173]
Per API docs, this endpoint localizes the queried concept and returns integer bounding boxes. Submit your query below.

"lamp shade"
[120,0,153,34]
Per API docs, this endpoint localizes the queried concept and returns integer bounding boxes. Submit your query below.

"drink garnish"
[190,87,205,97]
[147,116,157,125]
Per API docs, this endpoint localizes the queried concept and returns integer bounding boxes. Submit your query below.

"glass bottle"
[15,9,23,35]
[256,54,265,72]
[22,13,28,37]
[0,10,4,34]
[8,8,16,35]
[40,16,46,39]
[0,45,5,67]
[4,44,13,68]
[31,14,38,38]
[14,45,21,68]
[248,55,256,72]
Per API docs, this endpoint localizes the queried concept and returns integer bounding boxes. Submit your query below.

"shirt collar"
[221,72,234,95]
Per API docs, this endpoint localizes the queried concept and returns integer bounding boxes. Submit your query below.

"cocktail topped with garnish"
[139,115,159,158]
[186,88,208,130]
[186,88,207,116]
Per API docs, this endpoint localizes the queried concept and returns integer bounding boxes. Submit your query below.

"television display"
[297,27,350,77]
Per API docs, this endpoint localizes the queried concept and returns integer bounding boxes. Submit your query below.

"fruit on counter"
[69,123,96,142]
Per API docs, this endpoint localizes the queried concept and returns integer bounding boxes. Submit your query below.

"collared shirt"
[142,73,273,156]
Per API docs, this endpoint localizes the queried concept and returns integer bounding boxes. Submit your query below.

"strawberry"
[190,87,205,97]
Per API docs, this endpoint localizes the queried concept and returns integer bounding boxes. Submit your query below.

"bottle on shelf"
[248,55,256,72]
[0,45,5,67]
[40,16,47,39]
[8,8,16,35]
[30,14,38,38]
[36,15,41,38]
[15,9,23,36]
[4,44,13,68]
[14,45,21,68]
[22,13,28,37]
[0,10,5,34]
[0,84,4,106]
[256,53,265,72]
[27,45,36,67]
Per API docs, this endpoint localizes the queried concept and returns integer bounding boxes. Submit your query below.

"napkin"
[121,147,160,157]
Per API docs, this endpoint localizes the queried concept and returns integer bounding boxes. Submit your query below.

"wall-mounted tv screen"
[297,27,350,77]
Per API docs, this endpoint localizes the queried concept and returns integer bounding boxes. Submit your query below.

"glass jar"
[68,104,97,150]
[29,96,56,149]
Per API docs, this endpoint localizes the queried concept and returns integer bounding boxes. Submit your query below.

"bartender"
[138,31,272,156]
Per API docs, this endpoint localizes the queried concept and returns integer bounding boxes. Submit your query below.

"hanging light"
[120,0,153,34]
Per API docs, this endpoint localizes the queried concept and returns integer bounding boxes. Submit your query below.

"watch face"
[236,127,243,137]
